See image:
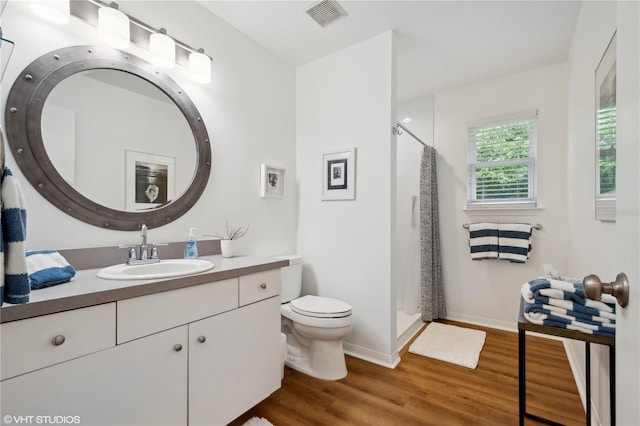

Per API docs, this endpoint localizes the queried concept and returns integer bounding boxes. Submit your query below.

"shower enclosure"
[394,96,435,350]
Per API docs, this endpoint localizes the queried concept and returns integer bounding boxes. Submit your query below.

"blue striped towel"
[521,278,616,337]
[498,223,532,263]
[521,278,617,314]
[26,250,76,289]
[1,167,30,305]
[468,223,499,260]
[523,304,615,337]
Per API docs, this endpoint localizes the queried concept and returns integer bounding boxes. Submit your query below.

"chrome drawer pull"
[173,344,183,352]
[260,283,267,290]
[198,336,206,344]
[51,335,66,346]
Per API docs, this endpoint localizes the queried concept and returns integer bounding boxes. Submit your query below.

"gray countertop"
[0,255,288,324]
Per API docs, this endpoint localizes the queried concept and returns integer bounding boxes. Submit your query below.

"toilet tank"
[275,255,302,303]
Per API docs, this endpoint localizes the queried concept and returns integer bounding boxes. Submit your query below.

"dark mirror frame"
[4,45,211,231]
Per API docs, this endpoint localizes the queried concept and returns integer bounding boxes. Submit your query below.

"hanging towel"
[27,250,76,289]
[498,223,532,263]
[1,167,29,305]
[468,223,499,260]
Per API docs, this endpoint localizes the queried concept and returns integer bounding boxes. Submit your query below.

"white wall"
[1,1,297,256]
[296,32,398,366]
[564,1,639,424]
[432,63,569,330]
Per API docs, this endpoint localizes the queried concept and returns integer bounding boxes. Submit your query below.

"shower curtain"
[420,146,446,321]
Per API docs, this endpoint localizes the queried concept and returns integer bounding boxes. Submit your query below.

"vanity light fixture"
[98,3,130,50]
[65,0,213,83]
[150,28,175,68]
[189,49,212,84]
[30,0,70,24]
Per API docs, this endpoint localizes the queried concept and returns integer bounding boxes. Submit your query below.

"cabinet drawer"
[1,303,116,380]
[239,269,281,306]
[117,279,238,344]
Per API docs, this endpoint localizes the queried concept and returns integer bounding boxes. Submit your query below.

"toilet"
[277,255,353,380]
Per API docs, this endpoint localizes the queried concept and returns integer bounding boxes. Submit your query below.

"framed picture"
[260,164,285,198]
[595,31,617,221]
[322,147,356,200]
[125,150,175,211]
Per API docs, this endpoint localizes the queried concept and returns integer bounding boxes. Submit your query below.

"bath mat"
[243,417,274,426]
[409,322,486,369]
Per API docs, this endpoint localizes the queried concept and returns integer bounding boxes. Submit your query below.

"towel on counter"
[468,222,499,260]
[27,250,76,289]
[498,223,532,263]
[1,167,29,305]
[521,278,616,337]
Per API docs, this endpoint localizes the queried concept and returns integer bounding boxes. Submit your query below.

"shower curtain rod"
[393,122,427,147]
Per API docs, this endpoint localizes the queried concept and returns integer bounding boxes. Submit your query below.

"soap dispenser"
[184,228,199,259]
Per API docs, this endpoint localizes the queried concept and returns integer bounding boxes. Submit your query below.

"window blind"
[467,117,537,206]
[596,105,616,197]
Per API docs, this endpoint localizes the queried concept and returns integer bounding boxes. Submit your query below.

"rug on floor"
[242,417,274,426]
[408,322,486,369]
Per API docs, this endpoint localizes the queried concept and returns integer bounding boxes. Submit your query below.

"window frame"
[467,113,538,209]
[594,31,617,222]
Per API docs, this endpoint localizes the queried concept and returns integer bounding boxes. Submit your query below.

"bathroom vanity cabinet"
[0,263,282,426]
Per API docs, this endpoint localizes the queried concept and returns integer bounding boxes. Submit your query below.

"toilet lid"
[290,295,352,318]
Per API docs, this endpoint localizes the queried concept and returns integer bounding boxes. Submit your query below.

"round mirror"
[5,45,211,230]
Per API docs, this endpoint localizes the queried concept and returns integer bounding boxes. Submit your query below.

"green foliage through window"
[468,117,537,205]
[597,105,616,196]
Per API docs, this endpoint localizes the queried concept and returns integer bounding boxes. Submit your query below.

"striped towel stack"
[521,278,615,337]
[468,223,533,263]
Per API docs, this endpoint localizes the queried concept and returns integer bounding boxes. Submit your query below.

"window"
[595,31,616,221]
[467,115,537,208]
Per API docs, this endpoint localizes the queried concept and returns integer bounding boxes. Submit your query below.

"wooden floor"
[230,320,585,426]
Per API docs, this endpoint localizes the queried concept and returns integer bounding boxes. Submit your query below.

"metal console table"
[518,300,615,425]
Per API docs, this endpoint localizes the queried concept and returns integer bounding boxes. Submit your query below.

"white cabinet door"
[188,297,281,426]
[1,326,188,426]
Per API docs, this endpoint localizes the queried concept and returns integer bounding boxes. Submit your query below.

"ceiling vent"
[304,0,348,28]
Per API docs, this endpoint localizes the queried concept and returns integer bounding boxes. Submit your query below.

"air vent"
[305,0,348,28]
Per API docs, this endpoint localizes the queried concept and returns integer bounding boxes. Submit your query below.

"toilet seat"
[290,295,352,318]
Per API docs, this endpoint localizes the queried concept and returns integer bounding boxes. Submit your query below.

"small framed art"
[322,147,356,200]
[260,164,285,198]
[125,150,175,211]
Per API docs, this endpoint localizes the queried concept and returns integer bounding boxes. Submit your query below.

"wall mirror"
[595,32,617,221]
[4,45,211,230]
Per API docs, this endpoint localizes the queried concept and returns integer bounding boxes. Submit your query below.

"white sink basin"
[97,259,215,280]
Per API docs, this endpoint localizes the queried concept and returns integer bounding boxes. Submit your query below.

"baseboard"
[343,341,401,369]
[563,340,606,425]
[396,319,425,351]
[563,340,587,410]
[444,311,517,332]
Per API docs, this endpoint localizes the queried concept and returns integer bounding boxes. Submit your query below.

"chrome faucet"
[123,224,161,265]
[139,224,149,261]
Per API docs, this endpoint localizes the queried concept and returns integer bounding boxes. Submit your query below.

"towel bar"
[463,223,542,230]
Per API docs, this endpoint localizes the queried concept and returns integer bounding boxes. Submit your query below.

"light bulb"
[150,31,175,68]
[99,6,130,50]
[189,51,212,84]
